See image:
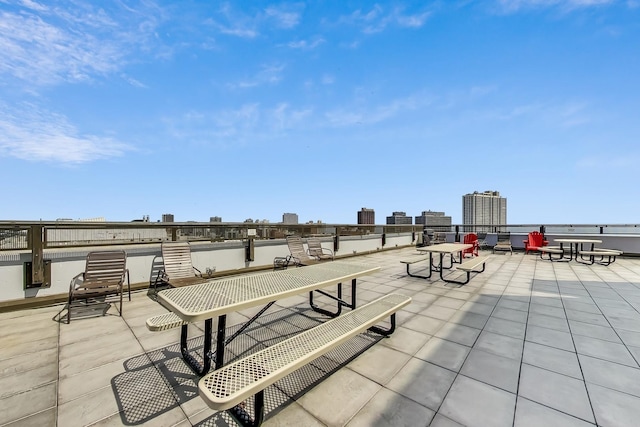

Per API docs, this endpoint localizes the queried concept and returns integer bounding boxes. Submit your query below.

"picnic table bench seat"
[578,249,622,266]
[451,255,489,285]
[198,293,411,427]
[146,311,187,331]
[400,256,430,278]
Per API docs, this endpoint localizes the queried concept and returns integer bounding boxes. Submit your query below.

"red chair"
[462,233,479,258]
[523,231,549,254]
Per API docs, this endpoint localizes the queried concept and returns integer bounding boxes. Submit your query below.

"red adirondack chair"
[523,231,549,254]
[462,233,479,258]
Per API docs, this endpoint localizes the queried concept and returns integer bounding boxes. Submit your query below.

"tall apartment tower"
[162,213,174,222]
[462,191,507,232]
[386,211,412,225]
[282,213,299,224]
[357,208,375,224]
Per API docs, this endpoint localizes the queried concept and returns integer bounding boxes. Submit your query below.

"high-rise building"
[357,208,375,224]
[162,213,174,222]
[282,213,299,224]
[386,211,412,225]
[415,210,452,229]
[462,191,507,232]
[210,216,222,222]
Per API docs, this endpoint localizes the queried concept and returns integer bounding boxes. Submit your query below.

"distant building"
[415,211,451,229]
[462,191,507,232]
[357,208,375,225]
[162,213,174,222]
[386,211,412,225]
[210,216,222,222]
[282,213,299,224]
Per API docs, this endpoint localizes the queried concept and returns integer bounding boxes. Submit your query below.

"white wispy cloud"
[0,102,131,163]
[496,0,615,13]
[287,37,325,50]
[207,3,303,38]
[325,92,431,126]
[342,5,431,34]
[227,63,285,89]
[164,102,312,146]
[264,5,302,28]
[0,1,162,86]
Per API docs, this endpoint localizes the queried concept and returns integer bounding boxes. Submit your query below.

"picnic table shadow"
[111,304,384,425]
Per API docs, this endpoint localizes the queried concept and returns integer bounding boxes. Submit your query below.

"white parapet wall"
[0,233,415,305]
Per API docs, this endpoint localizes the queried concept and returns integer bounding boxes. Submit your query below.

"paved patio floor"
[3,247,640,426]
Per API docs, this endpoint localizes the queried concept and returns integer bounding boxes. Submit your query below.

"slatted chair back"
[462,233,479,257]
[68,250,130,323]
[161,242,200,281]
[529,231,546,247]
[493,232,513,254]
[286,235,318,265]
[432,232,447,244]
[477,232,488,249]
[83,251,128,289]
[307,237,334,261]
[524,231,548,254]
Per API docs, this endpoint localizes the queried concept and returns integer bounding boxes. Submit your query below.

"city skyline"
[1,1,639,224]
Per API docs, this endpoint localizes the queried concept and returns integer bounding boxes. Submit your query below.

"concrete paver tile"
[435,322,481,347]
[579,354,640,397]
[475,331,524,361]
[415,337,470,372]
[522,341,582,379]
[379,326,431,356]
[346,388,435,427]
[573,335,638,367]
[461,348,520,393]
[386,358,456,410]
[298,368,381,426]
[587,382,640,427]
[439,375,516,427]
[484,316,527,340]
[0,382,56,425]
[518,364,594,423]
[347,343,411,385]
[525,324,575,352]
[514,396,595,427]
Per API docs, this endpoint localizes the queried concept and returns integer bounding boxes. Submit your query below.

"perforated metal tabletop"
[157,261,380,323]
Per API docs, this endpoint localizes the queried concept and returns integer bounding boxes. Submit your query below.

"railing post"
[382,233,386,247]
[245,236,255,262]
[334,228,340,253]
[455,225,460,242]
[24,225,50,288]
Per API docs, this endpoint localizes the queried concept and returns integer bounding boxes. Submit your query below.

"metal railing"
[2,221,640,252]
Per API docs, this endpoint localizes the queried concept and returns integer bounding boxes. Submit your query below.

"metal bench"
[400,256,430,278]
[577,249,622,266]
[146,311,186,331]
[539,246,566,261]
[449,256,489,285]
[198,293,411,427]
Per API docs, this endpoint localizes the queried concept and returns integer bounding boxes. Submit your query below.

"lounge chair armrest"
[193,266,202,277]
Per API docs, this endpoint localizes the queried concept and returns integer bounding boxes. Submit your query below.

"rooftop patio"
[3,247,640,427]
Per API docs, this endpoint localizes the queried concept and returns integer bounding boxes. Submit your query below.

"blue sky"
[1,0,639,224]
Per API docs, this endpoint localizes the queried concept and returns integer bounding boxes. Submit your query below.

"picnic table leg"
[406,256,433,279]
[215,315,226,370]
[180,318,213,376]
[229,390,265,427]
[310,279,358,317]
[310,282,344,317]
